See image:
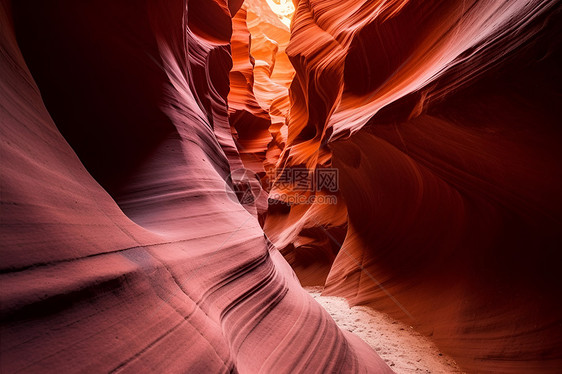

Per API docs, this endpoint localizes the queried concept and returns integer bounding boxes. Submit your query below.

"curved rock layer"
[0,1,391,373]
[262,0,562,372]
[227,0,295,222]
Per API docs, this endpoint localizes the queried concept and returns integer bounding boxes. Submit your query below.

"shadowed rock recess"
[1,0,561,373]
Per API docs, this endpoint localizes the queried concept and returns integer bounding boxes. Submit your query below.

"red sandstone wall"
[259,0,562,372]
[0,1,391,372]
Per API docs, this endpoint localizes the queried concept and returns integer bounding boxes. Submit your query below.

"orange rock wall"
[257,0,562,372]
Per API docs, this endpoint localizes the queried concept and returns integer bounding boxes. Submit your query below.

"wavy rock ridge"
[258,0,562,372]
[1,0,562,373]
[0,1,390,372]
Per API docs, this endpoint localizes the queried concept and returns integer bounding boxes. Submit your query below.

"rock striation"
[2,0,562,373]
[260,0,562,372]
[0,1,391,372]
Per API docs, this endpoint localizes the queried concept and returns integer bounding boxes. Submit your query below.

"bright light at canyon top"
[265,0,295,27]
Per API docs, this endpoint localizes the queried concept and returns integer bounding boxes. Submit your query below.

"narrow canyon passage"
[1,1,561,373]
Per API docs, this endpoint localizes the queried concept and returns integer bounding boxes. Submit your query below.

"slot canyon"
[1,0,561,373]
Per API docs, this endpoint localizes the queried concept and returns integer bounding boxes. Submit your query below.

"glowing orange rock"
[263,0,562,372]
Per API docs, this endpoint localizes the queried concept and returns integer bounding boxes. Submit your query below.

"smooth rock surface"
[0,1,391,373]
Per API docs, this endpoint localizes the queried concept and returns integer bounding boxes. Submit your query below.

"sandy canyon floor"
[305,287,464,373]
